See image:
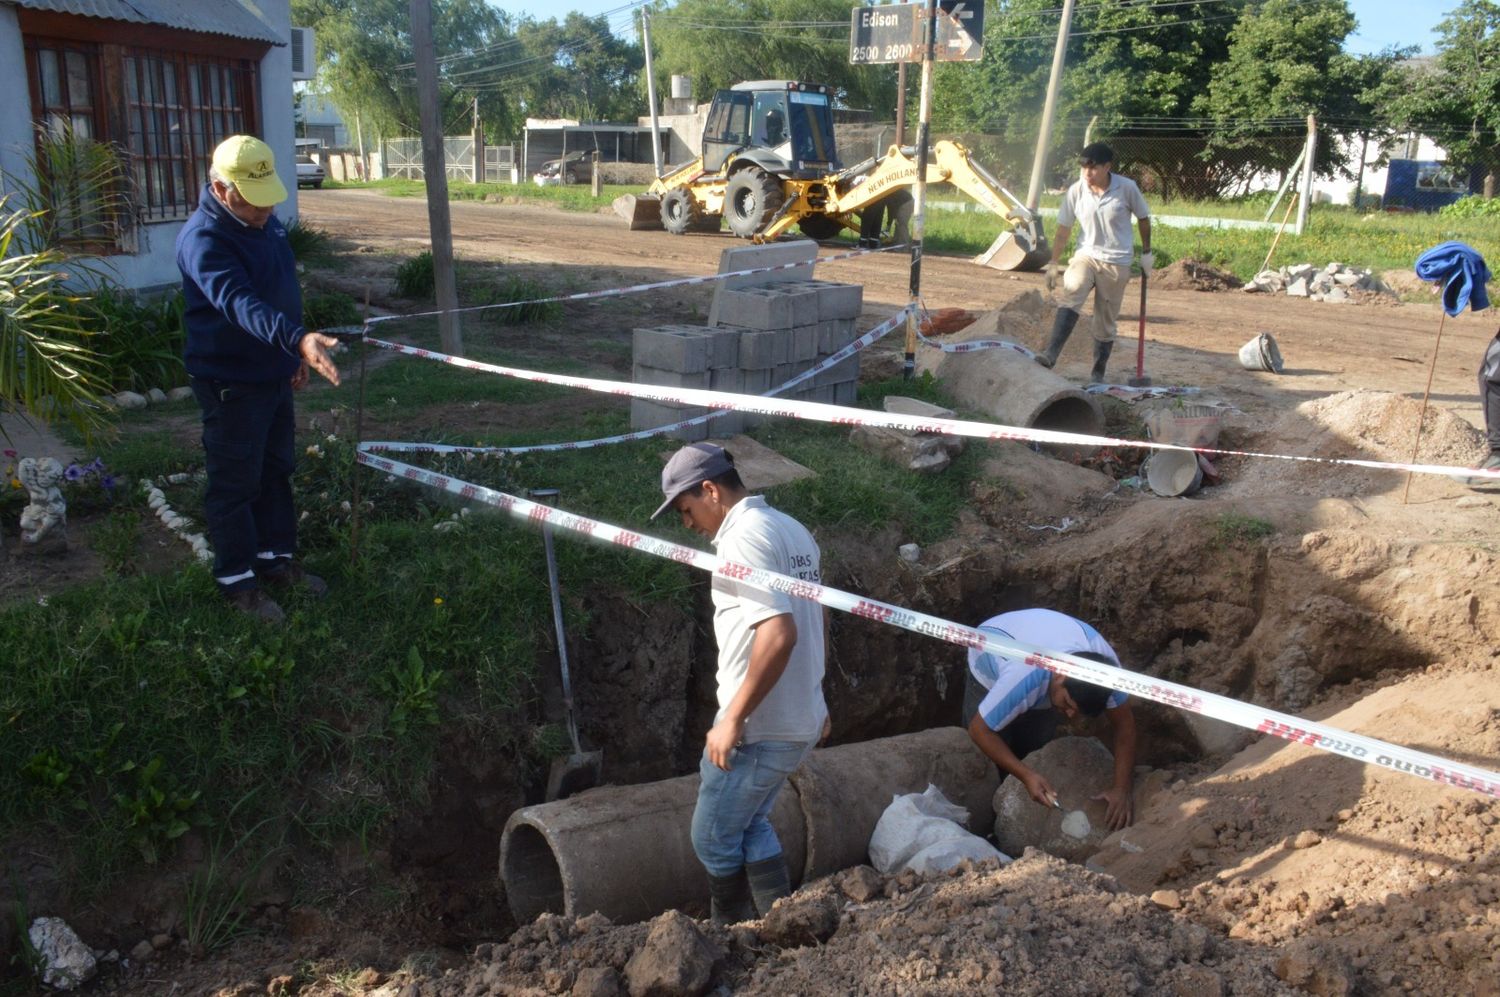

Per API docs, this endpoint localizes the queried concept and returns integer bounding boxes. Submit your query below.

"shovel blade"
[546,751,604,802]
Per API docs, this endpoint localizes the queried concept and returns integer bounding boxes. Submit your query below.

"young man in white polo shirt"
[1037,142,1153,384]
[653,443,827,924]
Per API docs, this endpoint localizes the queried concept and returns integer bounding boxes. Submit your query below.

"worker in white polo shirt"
[1037,142,1153,384]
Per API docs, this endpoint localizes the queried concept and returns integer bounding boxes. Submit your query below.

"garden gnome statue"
[18,457,67,548]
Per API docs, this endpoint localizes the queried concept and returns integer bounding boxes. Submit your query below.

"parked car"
[296,156,325,189]
[532,151,590,186]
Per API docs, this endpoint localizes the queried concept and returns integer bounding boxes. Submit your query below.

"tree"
[292,0,518,141]
[932,0,1248,190]
[649,0,894,113]
[501,14,644,123]
[1383,0,1500,190]
[1195,0,1374,189]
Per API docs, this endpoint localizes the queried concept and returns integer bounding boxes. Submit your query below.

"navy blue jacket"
[176,184,305,382]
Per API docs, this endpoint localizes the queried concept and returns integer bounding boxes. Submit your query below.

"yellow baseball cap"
[211,135,288,207]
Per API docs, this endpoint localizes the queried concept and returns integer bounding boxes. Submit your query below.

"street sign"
[848,2,984,65]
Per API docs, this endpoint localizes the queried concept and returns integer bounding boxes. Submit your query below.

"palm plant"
[1,127,135,442]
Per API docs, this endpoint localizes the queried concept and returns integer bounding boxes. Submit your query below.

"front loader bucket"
[614,193,664,231]
[976,227,1048,272]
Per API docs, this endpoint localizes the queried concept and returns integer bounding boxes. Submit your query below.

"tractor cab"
[702,81,839,179]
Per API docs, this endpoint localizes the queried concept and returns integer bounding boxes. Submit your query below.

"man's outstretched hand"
[298,331,342,387]
[1092,787,1134,830]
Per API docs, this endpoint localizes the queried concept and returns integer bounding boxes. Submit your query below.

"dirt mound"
[1153,259,1243,292]
[1221,389,1486,499]
[405,852,1304,996]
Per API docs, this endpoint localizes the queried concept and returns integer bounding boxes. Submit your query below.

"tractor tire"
[724,168,784,239]
[797,214,843,242]
[660,188,699,235]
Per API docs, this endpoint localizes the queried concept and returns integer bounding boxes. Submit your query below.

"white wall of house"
[0,5,34,202]
[1314,133,1449,207]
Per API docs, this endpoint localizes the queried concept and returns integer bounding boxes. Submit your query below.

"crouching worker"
[963,608,1137,830]
[652,444,828,924]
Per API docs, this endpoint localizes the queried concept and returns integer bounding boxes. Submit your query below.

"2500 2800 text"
[850,43,914,62]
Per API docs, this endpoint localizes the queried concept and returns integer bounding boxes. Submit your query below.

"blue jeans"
[190,377,297,591]
[691,738,815,878]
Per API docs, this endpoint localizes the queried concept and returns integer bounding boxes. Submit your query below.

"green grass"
[1212,512,1276,546]
[327,177,639,212]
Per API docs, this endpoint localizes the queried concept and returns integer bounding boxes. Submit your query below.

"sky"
[485,0,1456,56]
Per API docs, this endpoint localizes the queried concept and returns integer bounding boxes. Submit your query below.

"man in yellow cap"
[175,135,342,623]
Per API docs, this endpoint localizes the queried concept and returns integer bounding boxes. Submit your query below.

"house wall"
[0,5,33,199]
[0,0,298,292]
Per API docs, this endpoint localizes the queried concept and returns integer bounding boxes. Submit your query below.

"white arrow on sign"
[945,2,976,55]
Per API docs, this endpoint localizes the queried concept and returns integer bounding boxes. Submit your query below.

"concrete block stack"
[631,279,864,441]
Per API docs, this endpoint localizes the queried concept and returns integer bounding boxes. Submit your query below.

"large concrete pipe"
[790,726,999,881]
[916,305,1104,442]
[500,772,806,926]
[499,727,996,924]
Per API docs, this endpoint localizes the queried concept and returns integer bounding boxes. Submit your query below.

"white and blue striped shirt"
[968,609,1128,731]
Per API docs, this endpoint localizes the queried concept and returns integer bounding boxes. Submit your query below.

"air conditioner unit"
[290,27,315,81]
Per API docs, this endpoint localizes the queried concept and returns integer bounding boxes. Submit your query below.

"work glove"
[1139,251,1154,277]
[1045,262,1059,292]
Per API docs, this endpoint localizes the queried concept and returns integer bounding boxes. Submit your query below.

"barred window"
[24,38,102,140]
[126,51,257,222]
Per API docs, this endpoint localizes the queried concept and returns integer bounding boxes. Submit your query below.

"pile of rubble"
[1241,262,1396,302]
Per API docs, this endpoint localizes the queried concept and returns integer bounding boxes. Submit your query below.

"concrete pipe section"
[922,341,1104,442]
[499,727,997,924]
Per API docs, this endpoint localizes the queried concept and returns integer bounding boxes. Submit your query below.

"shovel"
[530,488,603,801]
[1129,271,1152,388]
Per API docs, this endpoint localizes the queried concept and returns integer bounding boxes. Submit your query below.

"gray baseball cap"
[652,443,735,519]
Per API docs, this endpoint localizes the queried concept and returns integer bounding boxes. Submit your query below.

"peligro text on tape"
[348,242,906,330]
[361,308,911,457]
[363,335,1500,482]
[354,448,1500,800]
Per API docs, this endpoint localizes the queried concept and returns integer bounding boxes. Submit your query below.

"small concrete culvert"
[499,727,998,924]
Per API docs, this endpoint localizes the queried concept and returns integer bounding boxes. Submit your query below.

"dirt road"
[299,188,1497,436]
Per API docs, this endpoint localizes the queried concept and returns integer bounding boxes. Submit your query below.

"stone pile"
[1241,261,1395,302]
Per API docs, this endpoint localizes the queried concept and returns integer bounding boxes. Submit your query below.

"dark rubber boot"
[1091,340,1115,384]
[746,854,791,917]
[707,868,755,926]
[1037,308,1079,368]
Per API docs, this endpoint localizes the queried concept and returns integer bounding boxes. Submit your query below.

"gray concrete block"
[783,285,821,327]
[633,364,711,391]
[833,380,859,406]
[741,368,774,395]
[631,398,710,442]
[704,327,741,369]
[707,409,745,436]
[714,286,793,331]
[791,324,819,362]
[817,318,858,354]
[633,326,710,373]
[813,281,863,320]
[814,355,861,389]
[739,329,792,369]
[708,241,819,327]
[710,366,744,394]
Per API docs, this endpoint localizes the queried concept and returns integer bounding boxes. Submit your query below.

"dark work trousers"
[1481,334,1500,453]
[962,671,1062,774]
[190,377,297,592]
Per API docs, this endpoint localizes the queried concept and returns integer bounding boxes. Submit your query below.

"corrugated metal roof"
[7,0,283,45]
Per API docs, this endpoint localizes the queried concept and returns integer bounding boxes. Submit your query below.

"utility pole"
[904,0,939,380]
[1295,114,1316,236]
[895,62,907,147]
[1024,0,1076,219]
[472,95,483,183]
[409,0,462,354]
[642,8,664,178]
[354,108,369,180]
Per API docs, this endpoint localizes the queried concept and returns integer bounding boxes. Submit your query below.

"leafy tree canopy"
[1383,0,1500,171]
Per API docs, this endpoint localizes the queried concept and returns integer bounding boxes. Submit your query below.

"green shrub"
[84,287,186,391]
[285,218,333,261]
[474,274,562,325]
[394,251,435,300]
[1439,195,1500,219]
[302,290,362,330]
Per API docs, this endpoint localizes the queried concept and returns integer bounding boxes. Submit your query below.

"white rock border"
[141,477,212,563]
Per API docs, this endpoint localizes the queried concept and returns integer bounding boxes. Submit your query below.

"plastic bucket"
[1145,450,1204,497]
[1238,332,1284,373]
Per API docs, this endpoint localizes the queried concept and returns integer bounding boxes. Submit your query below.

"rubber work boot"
[746,854,792,917]
[257,559,329,598]
[1090,340,1115,384]
[707,868,755,926]
[1036,308,1080,369]
[225,587,286,624]
[1465,452,1500,490]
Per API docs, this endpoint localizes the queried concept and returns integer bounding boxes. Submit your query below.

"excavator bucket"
[976,227,1049,272]
[613,193,664,231]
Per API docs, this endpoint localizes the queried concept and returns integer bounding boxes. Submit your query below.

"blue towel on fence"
[1414,241,1490,316]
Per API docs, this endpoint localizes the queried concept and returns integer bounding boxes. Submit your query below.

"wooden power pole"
[409,0,462,354]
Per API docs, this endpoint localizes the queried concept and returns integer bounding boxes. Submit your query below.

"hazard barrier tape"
[353,448,1500,800]
[327,243,908,333]
[361,308,912,457]
[360,334,1500,482]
